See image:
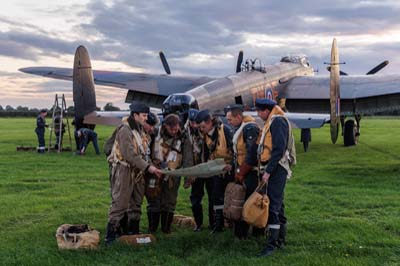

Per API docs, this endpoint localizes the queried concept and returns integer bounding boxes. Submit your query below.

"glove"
[234,163,253,183]
[183,177,195,189]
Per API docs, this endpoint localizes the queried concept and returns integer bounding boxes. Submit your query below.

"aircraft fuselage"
[187,60,314,112]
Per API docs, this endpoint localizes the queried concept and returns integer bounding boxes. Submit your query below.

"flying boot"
[104,222,119,245]
[127,219,140,235]
[147,211,160,233]
[211,210,224,234]
[278,223,287,248]
[257,227,280,257]
[192,205,203,232]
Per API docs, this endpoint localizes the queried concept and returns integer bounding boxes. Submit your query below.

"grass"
[0,117,399,266]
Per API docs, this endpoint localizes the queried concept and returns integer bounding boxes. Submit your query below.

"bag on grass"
[223,182,246,221]
[118,234,156,246]
[242,182,269,228]
[55,224,100,249]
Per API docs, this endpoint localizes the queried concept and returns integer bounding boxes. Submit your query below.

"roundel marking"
[265,88,273,100]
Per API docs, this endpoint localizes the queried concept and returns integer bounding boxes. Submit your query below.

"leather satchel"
[242,182,269,228]
[223,182,246,221]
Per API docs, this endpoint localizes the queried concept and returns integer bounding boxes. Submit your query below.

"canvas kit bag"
[56,224,100,250]
[223,182,246,221]
[173,214,196,228]
[118,234,156,246]
[242,182,269,228]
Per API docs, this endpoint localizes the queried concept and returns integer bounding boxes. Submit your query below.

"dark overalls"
[264,117,288,230]
[79,128,100,154]
[186,126,213,230]
[203,124,234,232]
[258,117,289,256]
[35,115,46,153]
[233,122,260,238]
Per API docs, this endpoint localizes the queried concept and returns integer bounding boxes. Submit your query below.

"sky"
[1,0,400,109]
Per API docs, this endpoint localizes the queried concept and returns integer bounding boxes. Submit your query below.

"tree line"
[0,103,123,117]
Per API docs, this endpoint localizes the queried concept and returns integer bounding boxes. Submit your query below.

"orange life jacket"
[233,116,257,166]
[257,106,286,163]
[205,124,232,163]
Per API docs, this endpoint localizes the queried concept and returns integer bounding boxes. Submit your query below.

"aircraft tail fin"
[73,46,97,127]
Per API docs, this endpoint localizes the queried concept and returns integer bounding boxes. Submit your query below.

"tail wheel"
[344,119,357,146]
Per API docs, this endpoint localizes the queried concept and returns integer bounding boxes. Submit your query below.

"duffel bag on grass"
[56,224,100,249]
[242,182,269,228]
[223,182,246,221]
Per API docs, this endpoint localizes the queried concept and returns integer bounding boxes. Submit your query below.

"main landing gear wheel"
[343,119,358,146]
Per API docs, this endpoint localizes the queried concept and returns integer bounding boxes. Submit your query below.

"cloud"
[2,0,400,108]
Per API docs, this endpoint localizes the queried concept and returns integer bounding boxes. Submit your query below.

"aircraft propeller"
[236,50,243,73]
[326,60,389,75]
[329,38,340,144]
[159,51,171,75]
[326,66,348,76]
[366,60,389,75]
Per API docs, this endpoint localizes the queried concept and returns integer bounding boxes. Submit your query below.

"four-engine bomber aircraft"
[20,38,400,149]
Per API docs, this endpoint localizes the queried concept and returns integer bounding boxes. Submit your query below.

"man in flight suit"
[148,114,184,234]
[196,109,233,233]
[105,103,163,244]
[225,104,260,239]
[182,109,214,232]
[255,98,290,257]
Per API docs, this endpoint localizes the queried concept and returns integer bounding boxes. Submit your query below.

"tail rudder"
[73,46,96,127]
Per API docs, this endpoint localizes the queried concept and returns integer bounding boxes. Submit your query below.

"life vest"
[257,106,285,163]
[257,106,296,178]
[232,116,257,166]
[153,127,183,170]
[204,123,232,163]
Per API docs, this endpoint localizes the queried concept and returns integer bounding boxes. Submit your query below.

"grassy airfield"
[0,117,399,266]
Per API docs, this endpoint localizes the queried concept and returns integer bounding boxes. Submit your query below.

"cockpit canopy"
[280,54,310,67]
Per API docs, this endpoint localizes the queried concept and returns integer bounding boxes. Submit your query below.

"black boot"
[234,221,249,239]
[127,219,140,235]
[119,213,128,235]
[252,227,266,238]
[161,211,174,234]
[166,212,174,233]
[233,221,242,239]
[211,210,224,234]
[105,222,118,245]
[240,221,249,239]
[147,212,153,233]
[161,211,168,233]
[192,205,203,232]
[278,224,286,248]
[257,228,280,257]
[148,211,160,233]
[208,207,215,230]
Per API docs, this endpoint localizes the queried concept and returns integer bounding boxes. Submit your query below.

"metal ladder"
[48,94,73,153]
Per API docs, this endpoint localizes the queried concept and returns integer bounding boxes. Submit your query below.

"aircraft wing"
[83,111,129,126]
[243,111,329,129]
[281,74,400,99]
[280,75,400,115]
[83,108,162,126]
[19,67,214,96]
[285,113,330,128]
